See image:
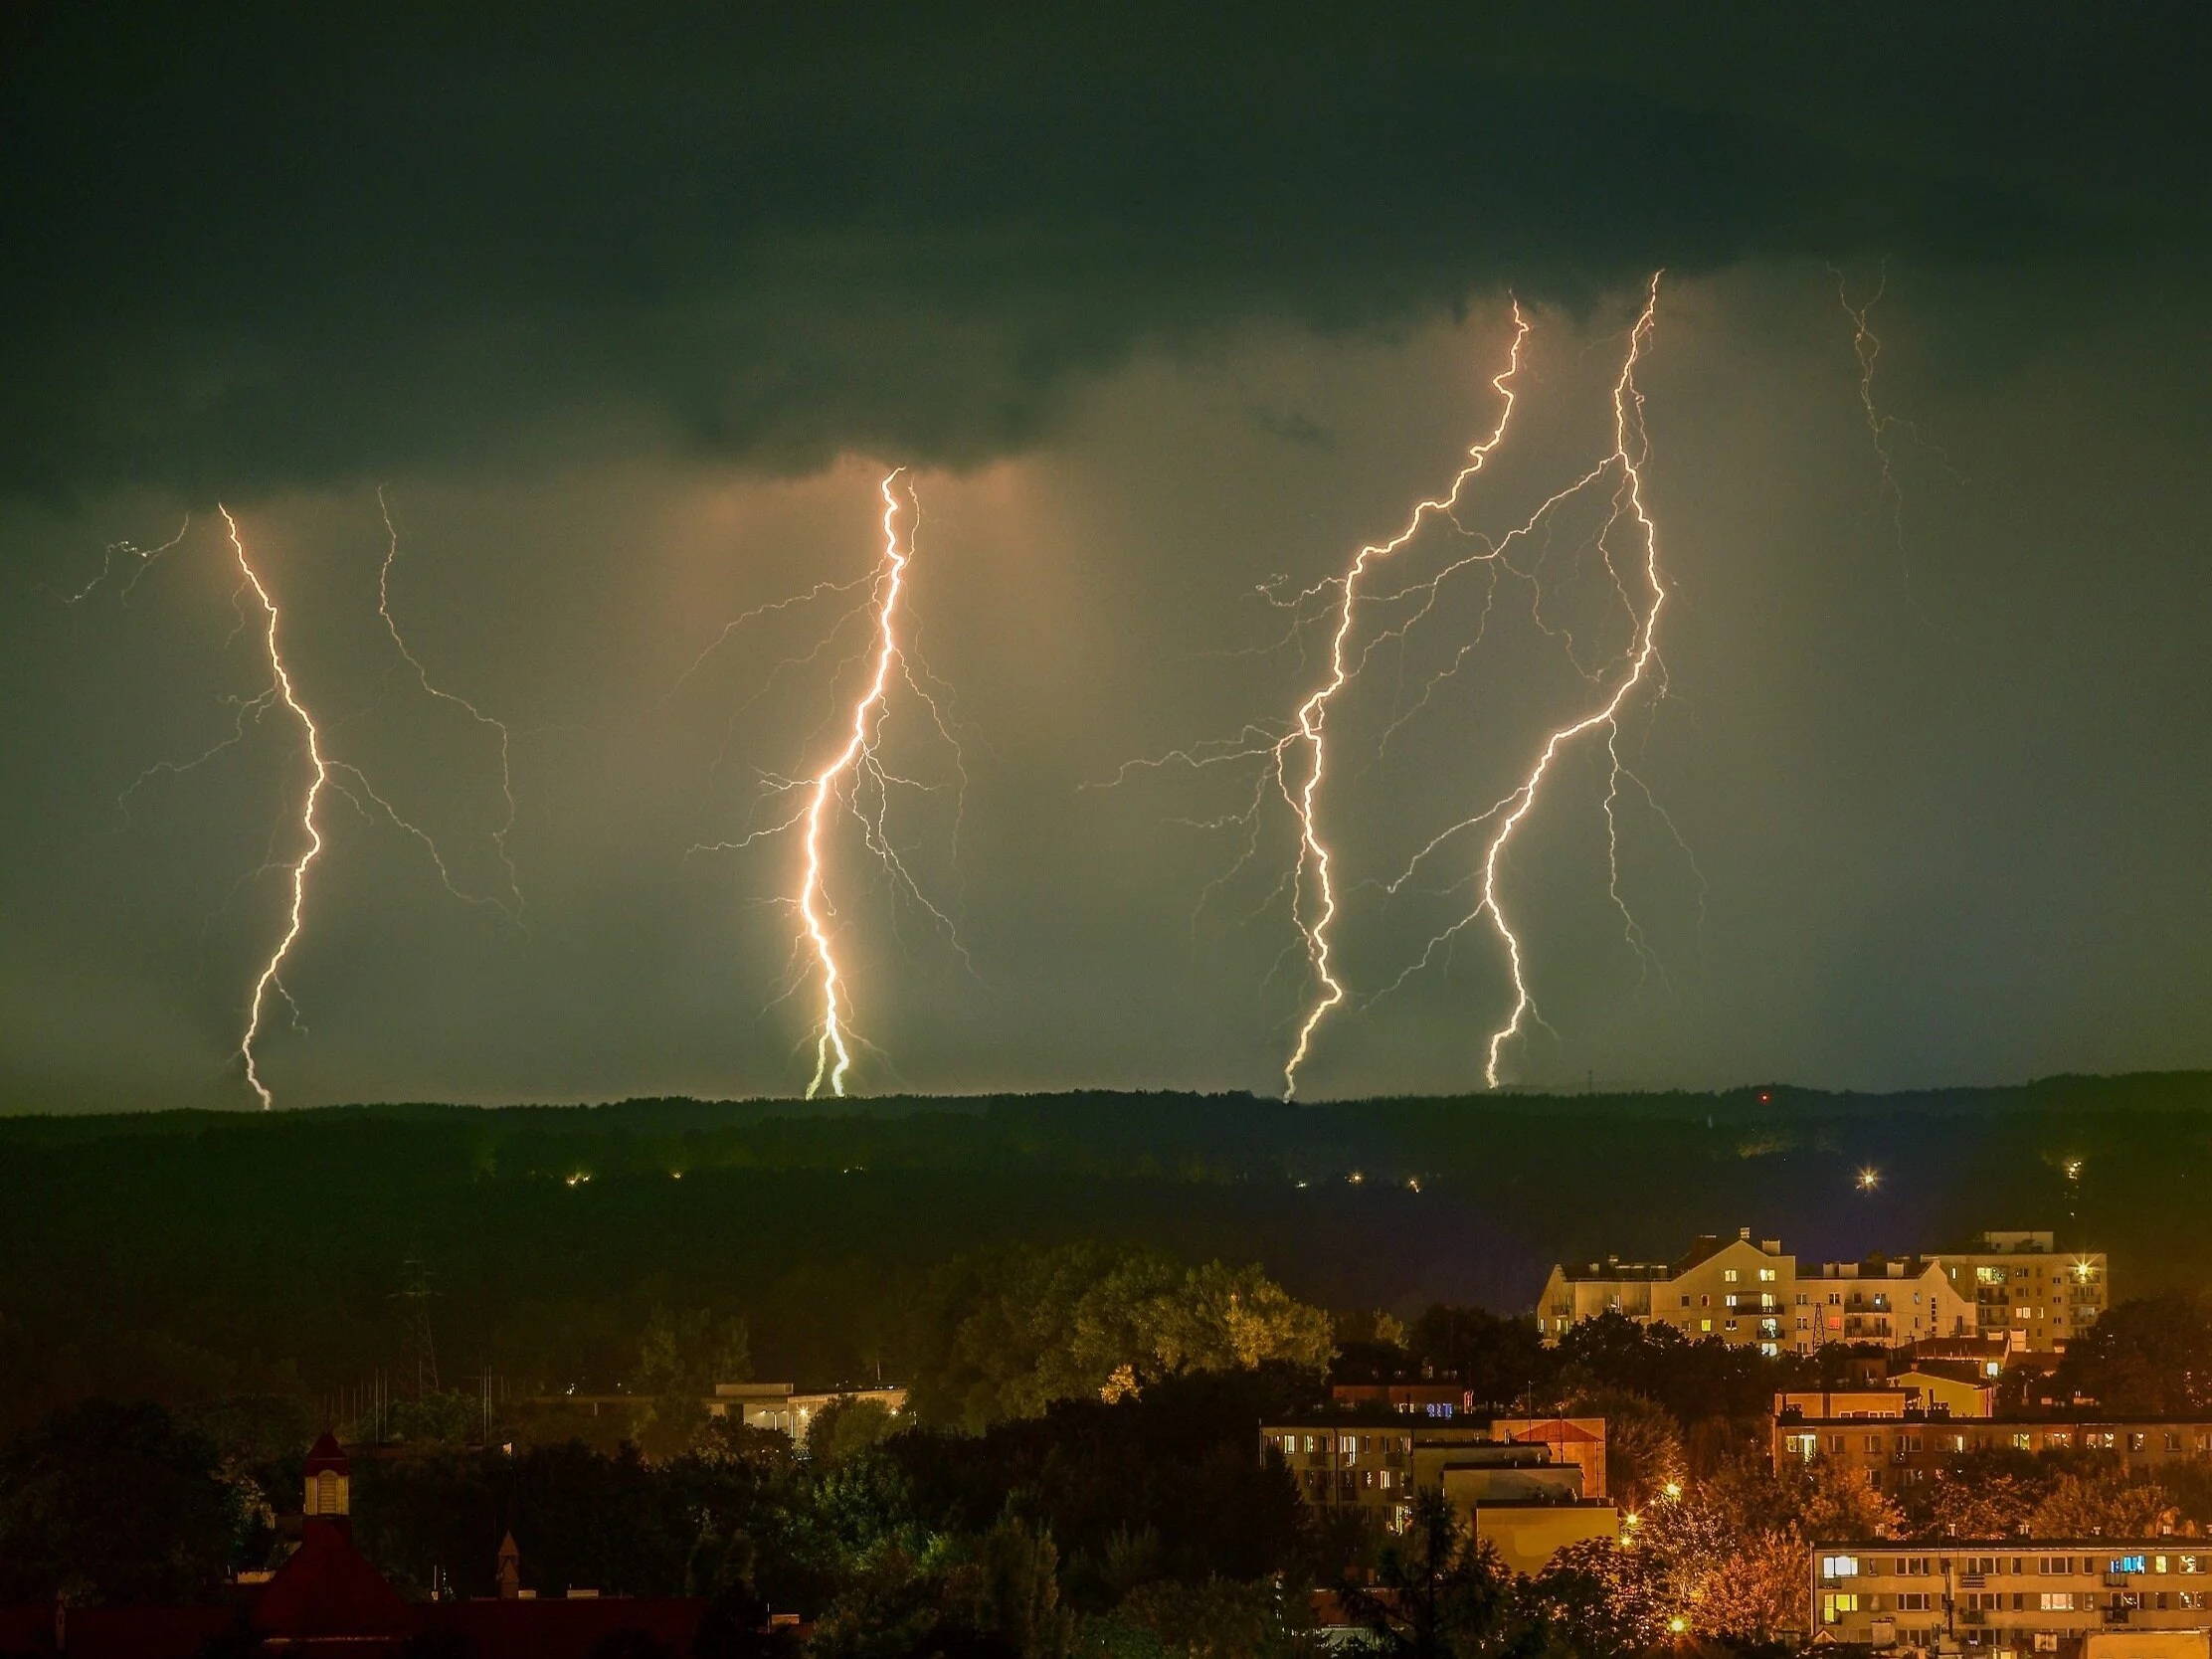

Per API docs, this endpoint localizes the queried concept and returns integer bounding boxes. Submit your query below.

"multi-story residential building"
[1803,1254,1979,1348]
[1776,1412,2212,1489]
[1540,1229,2099,1357]
[1258,1419,1617,1570]
[1812,1540,2212,1655]
[1536,1229,1799,1354]
[1937,1232,2110,1352]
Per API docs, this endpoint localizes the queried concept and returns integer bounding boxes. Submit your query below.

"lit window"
[1725,1269,1740,1283]
[2041,1593,2075,1612]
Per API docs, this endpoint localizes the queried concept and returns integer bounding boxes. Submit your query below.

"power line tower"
[393,1258,441,1399]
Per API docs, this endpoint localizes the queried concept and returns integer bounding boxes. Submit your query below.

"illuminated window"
[2113,1557,2146,1576]
[1822,1557,1861,1578]
[1759,1268,1777,1282]
[1821,1592,1861,1624]
[2041,1593,2075,1612]
[1724,1269,1740,1283]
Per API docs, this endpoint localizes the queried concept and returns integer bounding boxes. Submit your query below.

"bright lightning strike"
[1456,275,1667,1088]
[684,468,969,1099]
[223,506,332,1111]
[797,472,917,1098]
[1106,277,1696,1096]
[1277,305,1531,1098]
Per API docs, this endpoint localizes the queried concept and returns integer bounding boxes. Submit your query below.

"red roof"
[254,1520,420,1639]
[303,1430,349,1474]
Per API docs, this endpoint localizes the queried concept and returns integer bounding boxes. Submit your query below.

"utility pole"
[393,1259,441,1399]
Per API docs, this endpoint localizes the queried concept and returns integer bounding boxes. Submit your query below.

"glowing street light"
[1857,1167,1881,1192]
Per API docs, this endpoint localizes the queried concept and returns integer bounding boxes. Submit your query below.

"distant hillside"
[1,1073,2206,1431]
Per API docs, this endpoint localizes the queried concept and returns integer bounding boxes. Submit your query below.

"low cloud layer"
[4,4,2206,502]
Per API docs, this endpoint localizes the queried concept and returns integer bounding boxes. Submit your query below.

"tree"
[0,1399,239,1605]
[809,1398,897,1468]
[2053,1296,2212,1416]
[1920,1471,2041,1540]
[1562,1389,1682,1512]
[1788,1457,1904,1543]
[634,1307,752,1461]
[1343,1489,1516,1658]
[916,1246,1332,1429]
[2030,1472,2177,1538]
[1522,1537,1671,1658]
[1405,1307,1552,1412]
[1104,1576,1317,1658]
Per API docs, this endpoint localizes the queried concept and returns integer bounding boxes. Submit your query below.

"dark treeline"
[1,1077,2206,1429]
[7,1303,2212,1656]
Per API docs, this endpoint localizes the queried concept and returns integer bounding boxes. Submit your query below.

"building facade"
[1777,1415,2212,1488]
[1803,1255,1979,1348]
[1540,1228,2099,1356]
[1537,1230,1799,1354]
[1812,1541,2212,1656]
[1937,1233,2110,1352]
[1258,1419,1617,1570]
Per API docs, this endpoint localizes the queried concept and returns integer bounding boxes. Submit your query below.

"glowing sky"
[2,6,2208,1107]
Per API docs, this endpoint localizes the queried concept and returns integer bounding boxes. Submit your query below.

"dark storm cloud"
[4,3,2205,503]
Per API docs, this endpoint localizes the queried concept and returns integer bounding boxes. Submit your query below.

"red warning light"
[1758,1091,1771,1104]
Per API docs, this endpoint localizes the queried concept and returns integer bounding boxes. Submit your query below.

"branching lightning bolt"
[797,471,915,1098]
[1276,304,1532,1097]
[223,506,331,1111]
[376,487,525,924]
[1386,274,1670,1088]
[682,469,968,1098]
[1105,277,1697,1096]
[52,517,192,607]
[1833,262,1958,629]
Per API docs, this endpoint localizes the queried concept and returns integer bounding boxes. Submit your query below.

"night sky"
[4,6,2209,1109]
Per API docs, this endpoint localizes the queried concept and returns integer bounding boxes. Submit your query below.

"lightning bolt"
[223,505,331,1111]
[797,470,916,1098]
[1833,262,1958,628]
[1276,304,1532,1097]
[1104,277,1695,1096]
[375,487,525,924]
[50,516,192,607]
[683,468,968,1098]
[1384,274,1670,1089]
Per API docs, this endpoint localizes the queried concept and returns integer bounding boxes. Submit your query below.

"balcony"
[1959,1576,1986,1589]
[2103,1610,2131,1626]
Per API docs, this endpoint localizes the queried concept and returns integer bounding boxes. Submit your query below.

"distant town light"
[565,1173,591,1188]
[1856,1168,1880,1192]
[1663,1481,1683,1501]
[1347,1171,1364,1186]
[1669,1617,1689,1634]
[2063,1158,2084,1180]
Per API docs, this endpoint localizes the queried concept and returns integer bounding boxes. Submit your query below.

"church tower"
[303,1430,351,1534]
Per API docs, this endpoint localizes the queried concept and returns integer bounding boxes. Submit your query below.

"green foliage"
[808,1397,896,1467]
[1096,1576,1318,1659]
[2029,1470,2178,1538]
[914,1244,1332,1429]
[2053,1293,2212,1415]
[0,1399,239,1605]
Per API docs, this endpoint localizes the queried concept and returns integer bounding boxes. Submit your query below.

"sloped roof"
[303,1430,349,1474]
[254,1521,419,1638]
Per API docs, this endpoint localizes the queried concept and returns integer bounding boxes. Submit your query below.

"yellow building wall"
[1469,1505,1619,1576]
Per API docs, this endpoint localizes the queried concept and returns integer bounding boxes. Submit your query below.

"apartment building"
[1536,1229,1800,1354]
[1812,1541,2212,1655]
[1805,1254,1979,1347]
[1258,1419,1617,1570]
[1938,1232,2110,1352]
[1540,1229,2096,1356]
[1777,1413,2212,1489]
